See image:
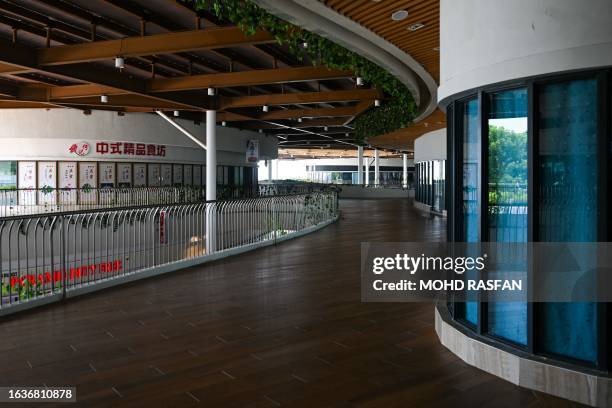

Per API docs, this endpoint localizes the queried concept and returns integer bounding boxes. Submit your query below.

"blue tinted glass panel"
[463,99,480,325]
[487,88,528,345]
[538,79,598,362]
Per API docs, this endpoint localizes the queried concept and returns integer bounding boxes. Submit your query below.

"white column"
[267,160,273,181]
[206,110,217,201]
[274,159,279,180]
[365,156,369,186]
[357,146,364,185]
[374,149,380,187]
[206,110,216,253]
[402,153,408,188]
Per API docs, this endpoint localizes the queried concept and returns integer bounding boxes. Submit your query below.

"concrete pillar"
[365,156,369,186]
[357,146,364,185]
[374,149,380,187]
[206,110,216,201]
[402,153,408,189]
[274,159,279,180]
[267,160,273,181]
[206,110,216,253]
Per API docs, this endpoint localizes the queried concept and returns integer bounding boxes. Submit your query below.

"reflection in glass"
[538,79,598,362]
[462,99,480,325]
[486,88,528,345]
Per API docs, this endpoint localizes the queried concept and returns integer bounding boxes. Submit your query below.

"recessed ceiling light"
[408,23,425,31]
[433,46,440,51]
[391,10,408,21]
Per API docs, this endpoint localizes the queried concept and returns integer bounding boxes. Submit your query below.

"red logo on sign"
[68,142,91,156]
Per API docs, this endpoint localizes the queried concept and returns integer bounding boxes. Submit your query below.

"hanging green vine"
[192,0,416,144]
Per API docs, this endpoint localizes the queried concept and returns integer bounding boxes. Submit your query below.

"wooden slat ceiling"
[0,0,386,148]
[322,0,445,151]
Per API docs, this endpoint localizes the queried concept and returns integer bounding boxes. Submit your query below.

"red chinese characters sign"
[68,141,166,157]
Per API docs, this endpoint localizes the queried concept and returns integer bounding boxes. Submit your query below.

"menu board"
[117,163,132,187]
[38,162,57,205]
[79,162,97,188]
[18,161,36,205]
[99,163,115,187]
[193,165,202,187]
[184,165,193,186]
[148,164,160,186]
[133,163,146,187]
[160,164,172,186]
[172,164,183,186]
[58,162,78,205]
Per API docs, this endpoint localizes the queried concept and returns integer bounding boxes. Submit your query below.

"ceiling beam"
[50,95,192,110]
[221,89,379,109]
[38,27,275,66]
[149,66,352,92]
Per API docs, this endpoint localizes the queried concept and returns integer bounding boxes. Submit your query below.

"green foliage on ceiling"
[192,0,417,145]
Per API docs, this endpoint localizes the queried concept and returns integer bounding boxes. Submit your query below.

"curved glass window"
[537,79,598,363]
[447,70,609,369]
[487,88,528,345]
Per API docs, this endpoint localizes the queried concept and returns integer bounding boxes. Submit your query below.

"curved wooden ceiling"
[322,0,444,151]
[0,0,383,149]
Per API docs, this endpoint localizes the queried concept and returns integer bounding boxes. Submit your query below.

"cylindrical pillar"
[402,153,408,188]
[206,110,217,201]
[374,149,380,187]
[365,156,369,186]
[267,160,273,181]
[357,146,364,185]
[206,110,216,254]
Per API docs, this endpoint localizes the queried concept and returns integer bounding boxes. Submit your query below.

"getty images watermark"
[361,242,612,303]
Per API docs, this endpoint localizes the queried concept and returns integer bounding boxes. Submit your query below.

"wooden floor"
[0,199,579,407]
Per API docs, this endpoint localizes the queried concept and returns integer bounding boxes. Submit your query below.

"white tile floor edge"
[435,305,612,407]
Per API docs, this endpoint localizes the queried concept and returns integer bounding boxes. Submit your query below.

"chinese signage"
[134,163,147,186]
[59,162,77,189]
[68,142,91,156]
[94,141,166,157]
[99,163,115,187]
[246,140,259,163]
[68,141,166,157]
[117,163,132,187]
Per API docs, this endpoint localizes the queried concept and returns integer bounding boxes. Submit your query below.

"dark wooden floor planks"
[0,199,582,407]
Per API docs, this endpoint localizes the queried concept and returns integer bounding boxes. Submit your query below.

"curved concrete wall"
[438,0,612,103]
[0,109,278,165]
[414,129,446,163]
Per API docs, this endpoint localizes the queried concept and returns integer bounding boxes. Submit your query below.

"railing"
[0,191,338,314]
[258,182,338,196]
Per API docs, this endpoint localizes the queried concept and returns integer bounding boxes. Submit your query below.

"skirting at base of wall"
[413,200,447,217]
[0,216,338,317]
[435,304,612,407]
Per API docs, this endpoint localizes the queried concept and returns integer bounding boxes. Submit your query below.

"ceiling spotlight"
[433,46,440,51]
[258,129,263,133]
[115,56,125,70]
[100,94,108,103]
[173,110,179,117]
[207,87,215,96]
[408,23,425,31]
[324,126,328,131]
[356,77,364,86]
[302,41,308,48]
[297,117,303,123]
[391,10,409,21]
[262,105,269,112]
[375,99,381,107]
[221,121,227,127]
[345,132,349,137]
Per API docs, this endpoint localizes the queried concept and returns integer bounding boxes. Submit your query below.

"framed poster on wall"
[134,163,146,187]
[38,161,57,205]
[160,164,172,186]
[184,165,193,186]
[58,162,77,205]
[193,165,202,187]
[99,162,115,188]
[172,164,183,186]
[148,164,160,186]
[79,162,97,204]
[117,163,132,187]
[18,161,36,205]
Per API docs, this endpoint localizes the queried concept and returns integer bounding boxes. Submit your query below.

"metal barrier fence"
[0,192,338,314]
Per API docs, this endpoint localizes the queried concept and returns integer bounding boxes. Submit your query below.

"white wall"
[0,109,278,166]
[439,0,612,103]
[414,129,446,163]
